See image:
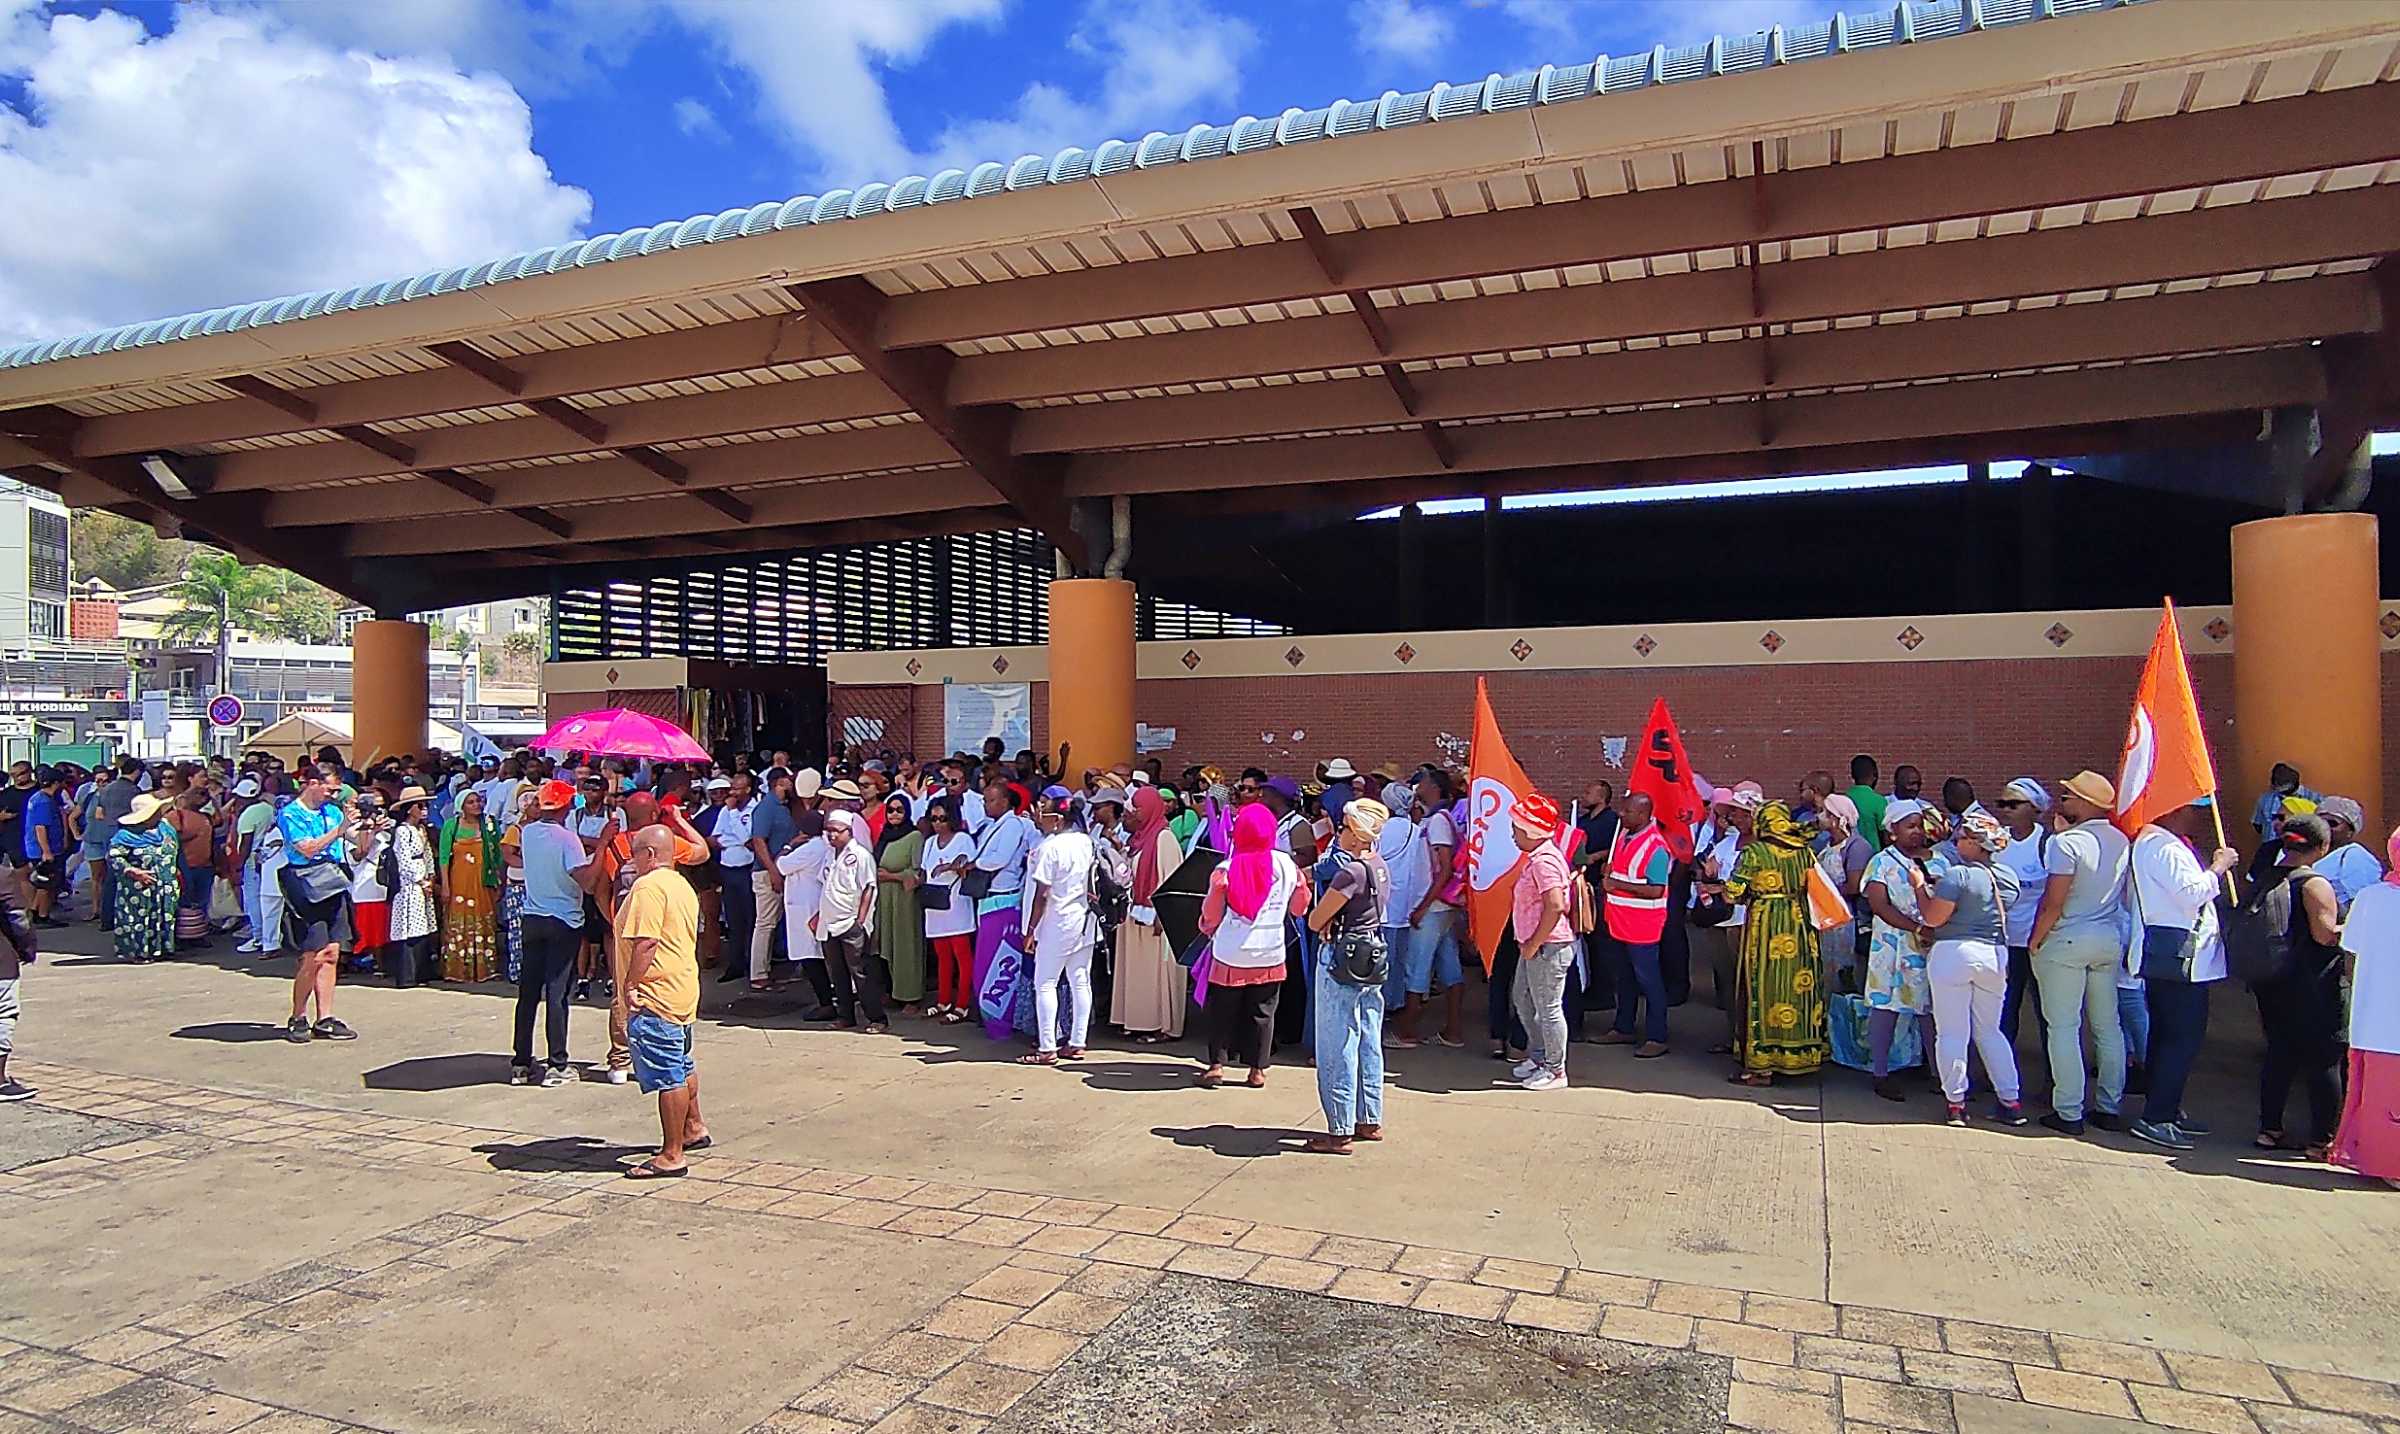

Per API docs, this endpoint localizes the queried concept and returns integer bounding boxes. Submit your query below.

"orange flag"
[1627,697,1706,863]
[1464,677,1533,962]
[2113,600,2219,834]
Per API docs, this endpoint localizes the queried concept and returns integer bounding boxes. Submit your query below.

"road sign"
[207,694,244,728]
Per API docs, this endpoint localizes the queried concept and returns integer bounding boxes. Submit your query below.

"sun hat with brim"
[1090,785,1131,809]
[823,778,862,803]
[1322,758,1358,781]
[123,793,172,827]
[389,787,434,813]
[2058,770,2117,808]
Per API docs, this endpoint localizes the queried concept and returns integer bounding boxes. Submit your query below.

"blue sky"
[0,0,1827,343]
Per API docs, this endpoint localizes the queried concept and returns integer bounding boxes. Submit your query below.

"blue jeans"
[2117,983,2151,1068]
[1611,939,1668,1044]
[1313,967,1385,1136]
[1399,907,1462,995]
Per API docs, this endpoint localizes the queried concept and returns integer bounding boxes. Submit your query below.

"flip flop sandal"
[1018,1052,1060,1066]
[625,1161,687,1180]
[684,1135,714,1151]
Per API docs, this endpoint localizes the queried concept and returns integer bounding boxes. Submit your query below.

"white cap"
[705,776,733,791]
[1128,770,1153,785]
[234,778,261,798]
[823,809,857,830]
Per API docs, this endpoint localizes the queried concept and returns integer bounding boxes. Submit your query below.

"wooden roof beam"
[1063,349,2324,498]
[880,81,2400,348]
[787,276,1085,571]
[1289,207,1454,470]
[71,312,841,457]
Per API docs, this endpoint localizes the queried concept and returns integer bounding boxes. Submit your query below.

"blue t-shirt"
[751,798,797,861]
[22,790,64,861]
[518,818,590,927]
[277,800,347,867]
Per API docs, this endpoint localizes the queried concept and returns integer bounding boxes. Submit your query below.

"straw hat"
[123,793,172,827]
[389,787,434,814]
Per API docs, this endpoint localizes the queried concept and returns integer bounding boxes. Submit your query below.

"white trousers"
[1034,940,1095,1053]
[1928,938,2019,1105]
[749,869,784,981]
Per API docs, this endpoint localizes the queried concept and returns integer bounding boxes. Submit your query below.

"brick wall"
[896,653,2397,830]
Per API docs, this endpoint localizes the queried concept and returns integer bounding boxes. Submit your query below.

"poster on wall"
[944,682,1032,757]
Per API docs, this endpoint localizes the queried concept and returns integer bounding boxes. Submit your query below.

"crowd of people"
[0,739,2391,1189]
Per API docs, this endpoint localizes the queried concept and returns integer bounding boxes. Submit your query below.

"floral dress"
[440,816,500,982]
[388,822,439,943]
[1862,846,1949,1015]
[108,827,178,962]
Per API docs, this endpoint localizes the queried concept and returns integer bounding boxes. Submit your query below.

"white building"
[0,478,70,649]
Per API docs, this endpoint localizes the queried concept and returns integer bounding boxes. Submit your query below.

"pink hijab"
[1226,804,1279,920]
[2383,825,2400,887]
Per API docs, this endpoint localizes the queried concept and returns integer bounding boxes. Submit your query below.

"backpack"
[1090,839,1131,930]
[2222,870,2318,986]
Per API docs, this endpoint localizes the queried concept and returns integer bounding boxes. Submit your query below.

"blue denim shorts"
[1398,908,1464,996]
[627,1011,694,1094]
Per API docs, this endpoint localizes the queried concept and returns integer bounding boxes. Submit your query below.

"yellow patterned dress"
[1720,803,1827,1075]
[438,814,501,982]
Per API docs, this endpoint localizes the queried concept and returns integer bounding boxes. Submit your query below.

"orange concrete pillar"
[1046,578,1134,772]
[351,620,430,768]
[2231,513,2382,836]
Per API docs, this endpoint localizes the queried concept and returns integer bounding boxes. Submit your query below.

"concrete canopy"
[1,0,2396,613]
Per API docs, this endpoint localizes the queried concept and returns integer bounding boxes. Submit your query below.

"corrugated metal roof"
[0,0,2140,374]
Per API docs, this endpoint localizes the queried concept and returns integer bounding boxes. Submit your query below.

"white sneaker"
[1511,1059,1539,1080]
[604,1068,630,1085]
[1521,1071,1569,1092]
[235,942,260,954]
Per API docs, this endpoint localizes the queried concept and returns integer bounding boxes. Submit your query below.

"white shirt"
[1994,827,2049,947]
[2339,881,2400,1054]
[349,830,388,902]
[1696,826,1746,928]
[1377,814,1424,923]
[776,835,831,940]
[2320,842,2385,915]
[1415,809,1458,914]
[1213,851,1300,966]
[817,840,876,938]
[919,831,976,939]
[1027,829,1098,954]
[2129,825,2225,983]
[971,811,1033,895]
[714,797,757,868]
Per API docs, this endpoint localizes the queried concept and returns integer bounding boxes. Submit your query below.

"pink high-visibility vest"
[1603,824,1671,944]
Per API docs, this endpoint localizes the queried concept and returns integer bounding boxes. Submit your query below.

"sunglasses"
[1993,799,2029,809]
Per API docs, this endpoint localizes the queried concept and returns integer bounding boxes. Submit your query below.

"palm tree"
[158,551,324,700]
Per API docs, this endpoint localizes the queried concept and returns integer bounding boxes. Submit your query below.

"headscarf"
[876,794,914,857]
[1821,793,1860,838]
[1754,800,1811,851]
[1225,803,1279,920]
[1958,810,2011,853]
[2318,796,2364,834]
[1341,798,1391,841]
[1882,797,1930,835]
[1131,786,1172,904]
[2001,777,2052,814]
[1379,780,1414,817]
[2384,825,2400,888]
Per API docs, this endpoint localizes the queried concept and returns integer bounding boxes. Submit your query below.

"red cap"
[536,779,577,811]
[1513,792,1563,837]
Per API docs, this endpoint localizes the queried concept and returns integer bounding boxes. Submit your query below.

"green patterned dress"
[109,826,178,962]
[1720,803,1828,1075]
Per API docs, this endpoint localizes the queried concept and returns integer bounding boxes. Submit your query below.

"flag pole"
[2163,598,2239,901]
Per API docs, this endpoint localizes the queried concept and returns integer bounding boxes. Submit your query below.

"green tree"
[159,551,329,672]
[70,509,191,590]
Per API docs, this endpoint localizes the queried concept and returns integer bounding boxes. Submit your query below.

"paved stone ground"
[4,925,2399,1433]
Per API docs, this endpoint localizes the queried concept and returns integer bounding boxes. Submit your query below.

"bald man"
[621,823,708,1178]
[595,793,708,1083]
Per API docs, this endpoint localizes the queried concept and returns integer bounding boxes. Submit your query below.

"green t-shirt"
[1847,784,1888,852]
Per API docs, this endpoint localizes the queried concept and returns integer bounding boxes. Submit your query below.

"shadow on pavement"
[170,1020,294,1044]
[1151,1123,1316,1159]
[472,1133,652,1174]
[363,1053,520,1091]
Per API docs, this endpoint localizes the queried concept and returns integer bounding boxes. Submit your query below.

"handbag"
[2127,836,2205,983]
[1689,891,1735,928]
[918,881,953,911]
[1316,851,1391,987]
[958,816,1011,901]
[282,859,350,906]
[1804,861,1853,933]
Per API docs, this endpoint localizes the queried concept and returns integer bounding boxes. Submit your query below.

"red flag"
[2114,600,2218,834]
[1464,678,1533,961]
[1628,697,1706,862]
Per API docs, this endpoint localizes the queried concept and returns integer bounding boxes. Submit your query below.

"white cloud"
[0,6,591,345]
[1500,0,1837,53]
[245,0,658,96]
[666,0,1004,187]
[1352,0,1456,67]
[672,96,725,142]
[924,0,1258,174]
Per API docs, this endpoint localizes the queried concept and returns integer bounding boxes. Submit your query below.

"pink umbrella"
[534,707,710,762]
